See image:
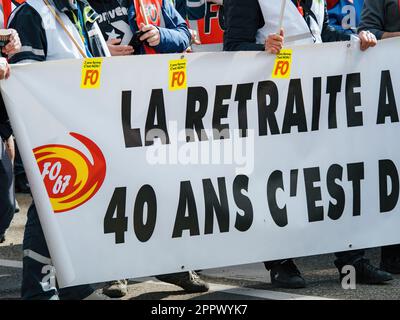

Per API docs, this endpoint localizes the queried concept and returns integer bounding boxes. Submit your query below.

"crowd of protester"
[0,0,399,299]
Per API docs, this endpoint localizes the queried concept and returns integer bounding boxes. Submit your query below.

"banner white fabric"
[2,38,400,287]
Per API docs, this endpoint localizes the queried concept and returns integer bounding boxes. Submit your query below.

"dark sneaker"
[270,259,306,289]
[381,257,400,274]
[156,271,209,293]
[102,279,128,298]
[0,234,5,243]
[351,259,393,284]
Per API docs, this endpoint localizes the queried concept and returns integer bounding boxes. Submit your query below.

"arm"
[107,38,135,56]
[151,0,192,53]
[324,0,378,51]
[8,4,47,64]
[321,3,376,50]
[0,28,21,156]
[358,0,385,40]
[381,32,400,39]
[2,29,21,57]
[1,5,46,157]
[223,0,265,51]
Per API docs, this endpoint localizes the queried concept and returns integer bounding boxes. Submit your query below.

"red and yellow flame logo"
[33,133,106,213]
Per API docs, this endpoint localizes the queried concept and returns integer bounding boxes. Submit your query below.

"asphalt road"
[1,194,400,300]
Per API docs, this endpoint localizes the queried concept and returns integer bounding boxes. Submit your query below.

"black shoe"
[350,259,393,284]
[0,234,5,243]
[15,174,30,194]
[155,271,209,293]
[270,259,306,289]
[381,257,400,274]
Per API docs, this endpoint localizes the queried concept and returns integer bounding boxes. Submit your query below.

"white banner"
[2,38,400,288]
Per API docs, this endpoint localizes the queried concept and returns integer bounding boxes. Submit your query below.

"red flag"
[2,0,25,27]
[133,0,161,54]
[2,0,11,27]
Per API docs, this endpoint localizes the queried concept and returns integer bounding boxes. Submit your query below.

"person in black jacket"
[358,0,400,277]
[0,29,20,243]
[358,0,400,40]
[223,0,376,53]
[223,0,391,289]
[8,0,113,300]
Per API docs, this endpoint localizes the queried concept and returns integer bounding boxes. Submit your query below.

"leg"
[381,245,400,274]
[263,259,306,289]
[263,259,285,270]
[155,271,209,293]
[334,249,365,270]
[22,203,94,300]
[22,203,58,300]
[0,140,15,240]
[14,142,30,194]
[334,249,392,284]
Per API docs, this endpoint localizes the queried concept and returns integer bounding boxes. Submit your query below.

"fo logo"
[147,4,158,23]
[33,133,106,213]
[143,0,161,24]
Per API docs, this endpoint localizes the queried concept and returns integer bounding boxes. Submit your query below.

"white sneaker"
[83,291,120,300]
[102,279,128,298]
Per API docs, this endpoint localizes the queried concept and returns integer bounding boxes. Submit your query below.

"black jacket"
[358,0,400,39]
[223,0,351,52]
[0,94,12,141]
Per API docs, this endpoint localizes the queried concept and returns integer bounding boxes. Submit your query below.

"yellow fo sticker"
[81,58,103,89]
[169,59,187,91]
[272,49,292,79]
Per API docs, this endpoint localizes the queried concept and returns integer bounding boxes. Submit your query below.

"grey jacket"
[358,0,400,39]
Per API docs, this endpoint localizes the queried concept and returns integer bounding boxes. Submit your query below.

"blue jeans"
[22,203,94,300]
[0,140,15,236]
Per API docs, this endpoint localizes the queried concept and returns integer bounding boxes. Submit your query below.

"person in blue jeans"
[8,0,111,300]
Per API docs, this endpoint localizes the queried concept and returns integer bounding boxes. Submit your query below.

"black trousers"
[0,140,15,236]
[14,142,25,177]
[264,246,400,271]
[22,203,94,300]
